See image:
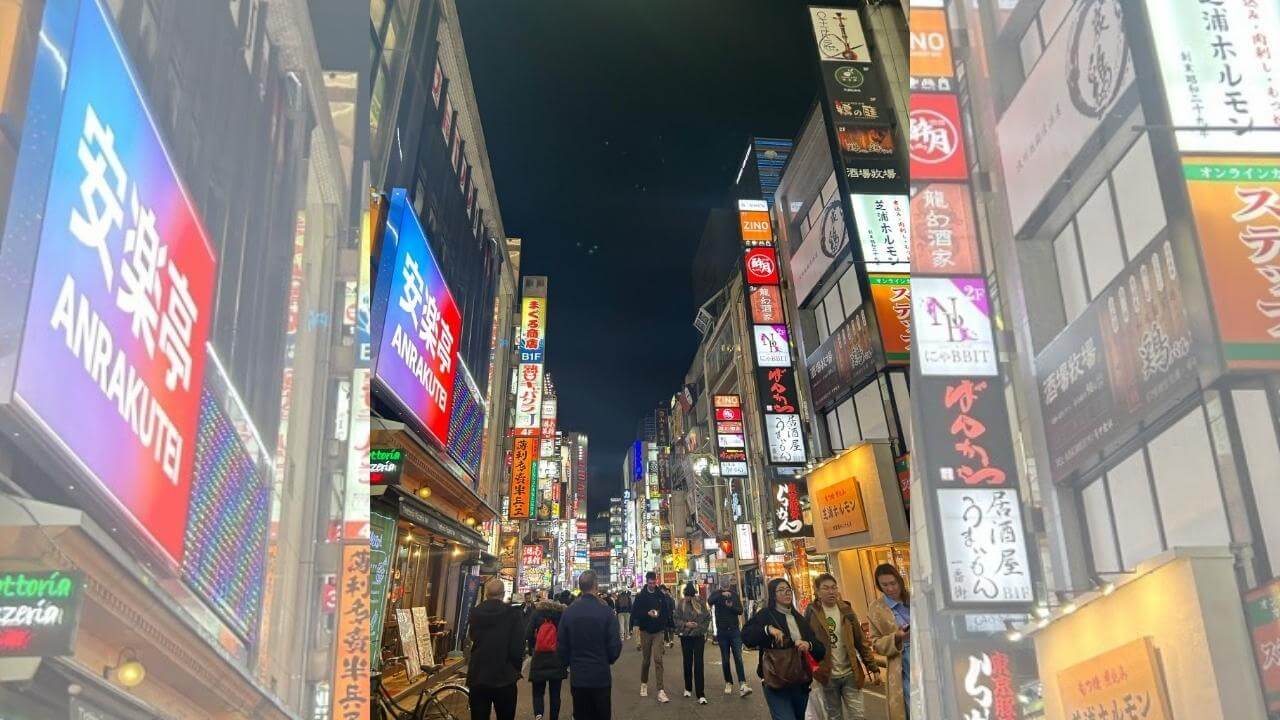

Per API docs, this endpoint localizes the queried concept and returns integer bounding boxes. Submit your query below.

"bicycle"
[374,660,469,720]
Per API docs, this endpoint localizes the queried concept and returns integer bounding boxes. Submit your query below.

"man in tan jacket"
[804,574,880,720]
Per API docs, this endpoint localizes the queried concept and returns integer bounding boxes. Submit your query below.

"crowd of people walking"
[464,566,910,720]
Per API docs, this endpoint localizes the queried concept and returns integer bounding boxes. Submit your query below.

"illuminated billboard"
[9,0,217,565]
[373,190,463,448]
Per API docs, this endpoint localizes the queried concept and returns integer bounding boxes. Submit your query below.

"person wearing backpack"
[526,597,569,720]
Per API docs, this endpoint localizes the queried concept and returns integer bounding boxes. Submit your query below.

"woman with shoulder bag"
[742,578,827,720]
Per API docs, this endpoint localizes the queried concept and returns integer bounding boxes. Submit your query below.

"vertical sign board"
[508,436,538,519]
[910,183,981,276]
[368,510,397,669]
[949,643,1030,720]
[870,275,912,365]
[911,276,998,377]
[714,396,748,477]
[909,7,955,93]
[373,189,464,450]
[332,545,372,720]
[514,279,549,435]
[937,488,1033,607]
[1182,157,1280,370]
[9,0,218,566]
[0,571,84,657]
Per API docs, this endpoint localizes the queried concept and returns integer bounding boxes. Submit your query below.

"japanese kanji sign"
[1245,578,1280,713]
[814,477,868,539]
[937,488,1034,608]
[1184,157,1280,370]
[910,183,980,276]
[508,437,538,519]
[806,304,877,411]
[375,190,463,449]
[909,92,969,182]
[12,0,217,564]
[1057,638,1173,720]
[850,194,910,273]
[949,643,1028,720]
[1146,0,1280,154]
[331,544,371,720]
[918,375,1018,489]
[870,274,912,365]
[771,480,813,538]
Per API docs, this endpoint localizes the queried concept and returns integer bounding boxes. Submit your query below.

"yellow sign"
[1058,638,1173,720]
[814,478,869,538]
[673,538,689,571]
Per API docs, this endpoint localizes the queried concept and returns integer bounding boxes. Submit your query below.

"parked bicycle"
[373,660,469,720]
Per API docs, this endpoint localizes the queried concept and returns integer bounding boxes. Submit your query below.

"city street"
[511,635,890,720]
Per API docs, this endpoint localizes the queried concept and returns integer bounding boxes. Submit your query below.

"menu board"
[395,608,422,679]
[412,606,435,669]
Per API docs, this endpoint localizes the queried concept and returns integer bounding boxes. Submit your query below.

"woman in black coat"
[525,599,569,720]
[742,578,826,720]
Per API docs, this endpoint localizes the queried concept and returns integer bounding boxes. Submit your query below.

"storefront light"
[417,486,433,500]
[1061,602,1078,616]
[105,648,146,688]
[1006,631,1023,643]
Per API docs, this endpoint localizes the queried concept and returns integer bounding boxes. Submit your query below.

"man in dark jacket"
[468,579,525,720]
[526,599,569,720]
[629,571,672,702]
[709,577,752,696]
[557,571,621,720]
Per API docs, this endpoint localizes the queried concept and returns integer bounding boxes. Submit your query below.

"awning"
[386,485,487,550]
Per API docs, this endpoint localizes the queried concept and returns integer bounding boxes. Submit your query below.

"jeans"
[680,636,705,697]
[531,679,562,720]
[902,641,911,719]
[570,686,612,720]
[763,685,810,720]
[820,674,867,720]
[469,684,517,720]
[718,629,747,684]
[639,630,665,690]
[617,612,630,638]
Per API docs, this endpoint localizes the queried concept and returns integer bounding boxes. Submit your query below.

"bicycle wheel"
[418,683,469,720]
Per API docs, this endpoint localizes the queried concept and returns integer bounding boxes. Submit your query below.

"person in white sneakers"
[673,582,712,704]
[630,571,672,703]
[709,577,752,697]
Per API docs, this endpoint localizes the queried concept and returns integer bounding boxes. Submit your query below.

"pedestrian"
[558,590,575,606]
[660,585,675,648]
[674,582,711,704]
[526,596,569,720]
[804,574,880,720]
[521,591,535,621]
[742,578,827,720]
[557,570,622,720]
[603,593,616,611]
[867,564,909,720]
[709,577,752,697]
[630,571,672,703]
[616,590,633,640]
[467,578,525,720]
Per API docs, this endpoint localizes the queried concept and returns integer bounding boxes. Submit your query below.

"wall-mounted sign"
[996,0,1133,232]
[740,210,774,246]
[910,183,980,276]
[508,437,538,519]
[744,246,781,285]
[375,190,463,449]
[806,304,877,411]
[757,366,800,415]
[909,8,955,92]
[949,643,1030,720]
[870,275,912,364]
[771,480,813,537]
[1245,578,1280,714]
[1058,638,1173,720]
[719,462,749,477]
[1145,0,1280,154]
[1183,157,1280,370]
[909,92,968,182]
[522,544,544,566]
[0,571,84,657]
[912,276,997,376]
[750,285,786,324]
[808,6,869,62]
[370,448,405,485]
[765,414,807,465]
[714,395,741,408]
[1035,238,1197,481]
[715,406,742,423]
[790,195,850,307]
[937,488,1033,608]
[8,0,219,565]
[851,194,910,272]
[369,511,397,669]
[736,523,756,561]
[814,478,869,539]
[331,547,372,717]
[753,325,794,367]
[917,376,1017,488]
[514,362,545,432]
[716,421,744,435]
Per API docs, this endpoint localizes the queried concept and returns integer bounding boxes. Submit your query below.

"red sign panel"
[909,92,968,181]
[715,407,743,422]
[750,285,786,324]
[743,247,781,285]
[910,183,980,276]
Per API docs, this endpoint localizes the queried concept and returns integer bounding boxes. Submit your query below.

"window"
[825,410,844,452]
[1112,135,1166,259]
[836,397,859,449]
[1082,478,1121,573]
[1018,21,1043,76]
[854,381,888,440]
[890,372,910,447]
[1076,180,1125,295]
[837,263,862,319]
[1054,223,1087,323]
[1234,389,1280,577]
[1147,408,1230,549]
[1106,450,1161,569]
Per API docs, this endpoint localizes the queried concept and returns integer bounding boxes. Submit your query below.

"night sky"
[456,1,819,514]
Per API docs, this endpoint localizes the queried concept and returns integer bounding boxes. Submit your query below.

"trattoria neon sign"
[0,571,85,657]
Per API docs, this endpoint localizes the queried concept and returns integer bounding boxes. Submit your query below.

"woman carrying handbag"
[743,578,827,720]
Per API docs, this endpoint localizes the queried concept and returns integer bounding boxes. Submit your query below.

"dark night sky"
[455,1,818,514]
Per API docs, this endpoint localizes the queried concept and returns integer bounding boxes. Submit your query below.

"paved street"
[512,634,890,720]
